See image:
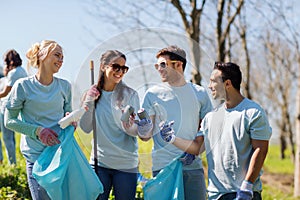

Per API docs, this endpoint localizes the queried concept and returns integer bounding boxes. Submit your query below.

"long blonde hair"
[26,40,61,70]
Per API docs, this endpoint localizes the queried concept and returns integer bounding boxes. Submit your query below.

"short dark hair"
[156,45,187,71]
[214,61,242,91]
[3,49,22,67]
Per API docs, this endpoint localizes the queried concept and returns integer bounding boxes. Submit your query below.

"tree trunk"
[295,75,300,197]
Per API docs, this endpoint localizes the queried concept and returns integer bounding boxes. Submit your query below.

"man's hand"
[37,128,60,146]
[179,152,195,165]
[159,121,175,143]
[236,180,253,200]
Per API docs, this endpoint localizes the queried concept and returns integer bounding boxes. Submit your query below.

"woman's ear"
[100,64,105,72]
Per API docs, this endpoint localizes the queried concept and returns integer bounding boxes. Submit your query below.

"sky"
[0,0,98,83]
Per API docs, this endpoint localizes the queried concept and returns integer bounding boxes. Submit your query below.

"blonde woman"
[5,40,71,200]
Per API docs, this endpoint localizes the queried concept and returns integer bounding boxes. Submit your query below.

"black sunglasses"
[110,63,129,74]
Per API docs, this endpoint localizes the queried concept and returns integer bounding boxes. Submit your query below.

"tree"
[170,0,206,84]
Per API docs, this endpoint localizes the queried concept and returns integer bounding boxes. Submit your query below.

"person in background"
[0,49,27,165]
[80,50,147,200]
[5,40,71,200]
[162,62,272,200]
[141,45,213,200]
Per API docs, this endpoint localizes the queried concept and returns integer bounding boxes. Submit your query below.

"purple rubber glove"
[85,85,100,102]
[37,128,60,146]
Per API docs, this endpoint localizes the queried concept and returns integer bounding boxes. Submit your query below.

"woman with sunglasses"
[80,50,140,200]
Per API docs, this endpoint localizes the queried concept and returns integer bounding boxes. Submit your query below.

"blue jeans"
[26,160,51,200]
[0,112,16,164]
[93,165,138,200]
[153,168,207,200]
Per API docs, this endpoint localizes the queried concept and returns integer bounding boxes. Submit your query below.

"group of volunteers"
[0,40,272,200]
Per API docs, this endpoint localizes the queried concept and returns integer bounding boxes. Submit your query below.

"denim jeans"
[26,160,51,200]
[153,168,207,200]
[93,165,138,200]
[0,112,16,164]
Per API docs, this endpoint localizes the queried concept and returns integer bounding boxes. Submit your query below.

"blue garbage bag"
[33,126,103,200]
[143,157,184,200]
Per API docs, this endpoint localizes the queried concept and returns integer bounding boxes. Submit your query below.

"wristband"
[240,180,253,191]
[168,134,176,144]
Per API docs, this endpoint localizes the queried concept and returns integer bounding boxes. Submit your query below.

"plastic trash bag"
[143,157,184,200]
[33,126,103,200]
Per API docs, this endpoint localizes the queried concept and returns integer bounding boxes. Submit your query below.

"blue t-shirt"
[198,98,272,199]
[6,75,72,162]
[142,82,212,171]
[1,66,27,113]
[88,84,140,170]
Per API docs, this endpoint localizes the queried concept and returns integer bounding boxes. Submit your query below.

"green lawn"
[1,132,299,199]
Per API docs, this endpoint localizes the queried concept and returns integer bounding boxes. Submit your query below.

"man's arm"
[172,135,204,156]
[245,139,269,183]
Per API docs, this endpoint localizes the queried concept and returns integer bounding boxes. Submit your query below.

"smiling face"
[41,45,63,74]
[155,55,182,84]
[102,56,127,90]
[208,69,226,100]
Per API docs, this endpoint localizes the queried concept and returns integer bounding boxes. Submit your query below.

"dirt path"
[261,171,294,194]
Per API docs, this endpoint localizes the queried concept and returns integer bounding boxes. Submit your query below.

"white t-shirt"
[142,82,212,171]
[198,98,272,199]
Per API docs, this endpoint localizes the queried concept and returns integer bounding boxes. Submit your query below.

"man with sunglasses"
[161,62,272,200]
[141,45,212,200]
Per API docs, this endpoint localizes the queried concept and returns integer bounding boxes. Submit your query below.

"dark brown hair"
[156,45,187,70]
[3,49,22,67]
[95,50,126,104]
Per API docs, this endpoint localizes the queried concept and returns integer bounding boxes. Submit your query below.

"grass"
[1,132,299,199]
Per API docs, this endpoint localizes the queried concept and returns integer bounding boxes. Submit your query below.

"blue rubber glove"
[179,152,195,165]
[236,180,253,200]
[159,121,175,143]
[137,118,153,138]
[236,189,252,200]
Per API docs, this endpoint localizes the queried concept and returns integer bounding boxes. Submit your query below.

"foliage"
[0,134,31,199]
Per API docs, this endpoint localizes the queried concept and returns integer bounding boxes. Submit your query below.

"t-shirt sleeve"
[6,80,26,110]
[63,81,72,114]
[249,109,272,140]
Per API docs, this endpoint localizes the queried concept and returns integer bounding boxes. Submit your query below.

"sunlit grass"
[264,144,294,174]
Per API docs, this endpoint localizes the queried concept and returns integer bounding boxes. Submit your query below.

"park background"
[1,0,300,199]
